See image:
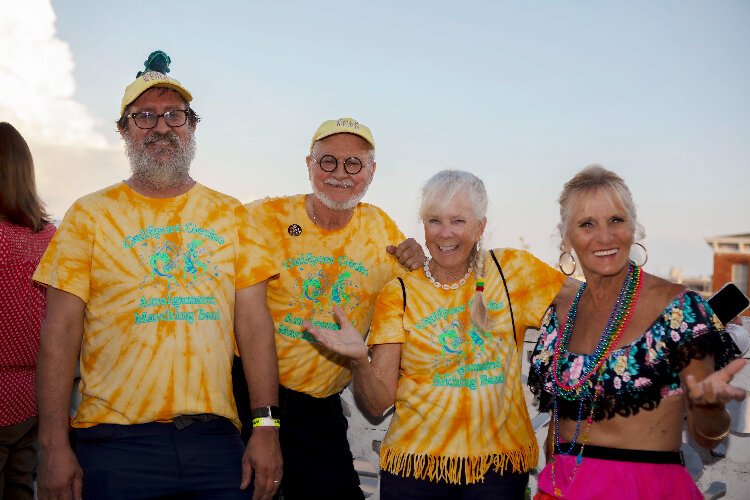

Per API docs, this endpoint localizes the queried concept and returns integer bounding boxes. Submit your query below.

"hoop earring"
[558,251,576,276]
[629,242,648,267]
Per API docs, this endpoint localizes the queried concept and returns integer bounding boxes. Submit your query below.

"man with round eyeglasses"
[34,51,281,500]
[240,117,424,499]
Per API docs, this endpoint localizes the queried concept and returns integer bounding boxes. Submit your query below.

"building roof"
[706,233,750,240]
[706,233,750,254]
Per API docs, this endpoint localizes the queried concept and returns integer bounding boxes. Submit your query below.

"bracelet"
[252,417,280,428]
[694,426,731,441]
[250,405,281,419]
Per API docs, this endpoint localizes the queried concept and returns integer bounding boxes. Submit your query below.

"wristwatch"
[250,405,281,420]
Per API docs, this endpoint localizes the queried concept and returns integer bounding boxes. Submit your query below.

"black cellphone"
[708,282,750,325]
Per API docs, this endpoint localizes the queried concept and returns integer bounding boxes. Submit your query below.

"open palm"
[686,358,747,406]
[304,306,369,361]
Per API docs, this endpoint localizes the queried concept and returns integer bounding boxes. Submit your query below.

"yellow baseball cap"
[120,51,192,115]
[310,117,375,151]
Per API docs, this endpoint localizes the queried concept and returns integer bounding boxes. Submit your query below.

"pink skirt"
[535,452,702,500]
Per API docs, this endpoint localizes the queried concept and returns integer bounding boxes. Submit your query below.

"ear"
[477,217,487,240]
[117,122,129,140]
[306,155,317,181]
[561,237,572,254]
[370,161,376,175]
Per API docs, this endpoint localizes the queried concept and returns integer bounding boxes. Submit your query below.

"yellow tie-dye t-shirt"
[245,195,406,397]
[33,182,276,428]
[369,249,565,484]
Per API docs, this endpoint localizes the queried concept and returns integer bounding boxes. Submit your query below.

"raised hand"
[686,358,747,406]
[304,306,368,360]
[386,238,425,271]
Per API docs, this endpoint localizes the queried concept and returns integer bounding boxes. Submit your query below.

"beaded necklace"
[550,379,603,497]
[549,264,643,497]
[552,264,642,399]
[423,253,476,290]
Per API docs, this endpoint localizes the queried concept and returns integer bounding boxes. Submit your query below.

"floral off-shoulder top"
[528,290,740,421]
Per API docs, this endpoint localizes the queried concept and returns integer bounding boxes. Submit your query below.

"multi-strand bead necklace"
[552,264,643,397]
[550,380,603,497]
[549,264,643,496]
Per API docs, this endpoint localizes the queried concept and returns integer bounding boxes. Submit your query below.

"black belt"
[556,443,684,465]
[173,413,220,430]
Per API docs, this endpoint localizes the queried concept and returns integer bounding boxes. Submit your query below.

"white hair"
[420,170,490,331]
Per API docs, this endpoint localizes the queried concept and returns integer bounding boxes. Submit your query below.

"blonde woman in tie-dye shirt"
[307,170,575,499]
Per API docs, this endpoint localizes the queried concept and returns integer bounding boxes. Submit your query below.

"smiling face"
[120,87,196,190]
[307,133,375,210]
[563,187,635,279]
[423,190,487,279]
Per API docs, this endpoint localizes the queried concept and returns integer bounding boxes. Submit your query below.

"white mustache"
[324,178,354,188]
[143,131,179,146]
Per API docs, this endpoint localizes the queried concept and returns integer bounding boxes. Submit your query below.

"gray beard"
[124,130,196,190]
[309,168,373,211]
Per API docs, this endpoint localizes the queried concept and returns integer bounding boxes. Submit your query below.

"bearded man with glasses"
[238,117,424,499]
[33,51,281,500]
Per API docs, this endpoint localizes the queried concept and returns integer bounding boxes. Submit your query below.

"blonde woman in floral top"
[528,165,744,499]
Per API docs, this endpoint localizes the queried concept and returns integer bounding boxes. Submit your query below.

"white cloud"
[0,0,106,147]
[0,0,128,220]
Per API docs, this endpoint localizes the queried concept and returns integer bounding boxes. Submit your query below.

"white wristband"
[252,417,280,428]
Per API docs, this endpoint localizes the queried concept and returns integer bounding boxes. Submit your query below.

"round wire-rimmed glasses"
[311,154,366,175]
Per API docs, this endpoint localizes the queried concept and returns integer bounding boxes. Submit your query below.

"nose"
[330,162,350,178]
[152,114,171,133]
[596,225,615,243]
[438,223,454,239]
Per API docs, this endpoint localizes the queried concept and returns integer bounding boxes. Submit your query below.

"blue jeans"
[74,418,252,500]
[380,468,529,500]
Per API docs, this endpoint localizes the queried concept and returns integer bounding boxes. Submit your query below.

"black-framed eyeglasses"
[129,110,189,129]
[311,155,366,175]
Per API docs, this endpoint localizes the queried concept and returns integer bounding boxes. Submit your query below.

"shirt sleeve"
[664,291,740,372]
[32,201,94,303]
[497,249,566,331]
[235,202,279,289]
[378,207,409,280]
[368,278,407,346]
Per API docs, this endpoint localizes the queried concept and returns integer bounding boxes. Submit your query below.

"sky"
[2,0,749,277]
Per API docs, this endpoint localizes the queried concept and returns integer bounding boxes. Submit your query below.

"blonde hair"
[420,170,490,331]
[558,164,645,245]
